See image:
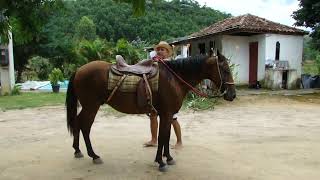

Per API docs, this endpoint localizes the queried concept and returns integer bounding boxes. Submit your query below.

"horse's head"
[205,51,236,101]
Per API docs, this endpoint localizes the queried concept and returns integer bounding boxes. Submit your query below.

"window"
[275,41,280,60]
[209,40,215,56]
[198,43,206,55]
[188,44,191,56]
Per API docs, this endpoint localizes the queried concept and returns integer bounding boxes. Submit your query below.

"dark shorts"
[147,113,179,120]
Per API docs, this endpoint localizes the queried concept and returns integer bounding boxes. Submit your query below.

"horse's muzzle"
[223,89,236,101]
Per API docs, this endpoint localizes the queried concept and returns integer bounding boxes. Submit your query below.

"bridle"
[153,55,234,98]
[211,55,234,98]
[153,56,208,97]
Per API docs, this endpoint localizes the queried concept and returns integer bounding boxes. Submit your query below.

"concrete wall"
[265,34,303,75]
[221,34,266,84]
[265,69,299,89]
[0,32,15,95]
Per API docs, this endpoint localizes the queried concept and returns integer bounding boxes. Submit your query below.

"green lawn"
[0,91,218,111]
[0,92,66,111]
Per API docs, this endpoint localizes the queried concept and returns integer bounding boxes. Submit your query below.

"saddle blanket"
[107,70,159,92]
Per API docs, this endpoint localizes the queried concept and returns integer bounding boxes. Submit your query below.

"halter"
[212,55,234,97]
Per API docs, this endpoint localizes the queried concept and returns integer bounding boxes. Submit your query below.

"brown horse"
[65,52,236,172]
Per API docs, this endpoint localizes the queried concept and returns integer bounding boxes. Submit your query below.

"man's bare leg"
[144,114,158,147]
[172,119,182,149]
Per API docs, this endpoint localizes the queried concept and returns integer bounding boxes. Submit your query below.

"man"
[144,41,183,149]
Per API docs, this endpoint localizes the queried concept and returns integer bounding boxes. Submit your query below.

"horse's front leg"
[155,113,174,172]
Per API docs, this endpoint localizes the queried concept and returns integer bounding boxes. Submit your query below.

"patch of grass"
[182,94,219,111]
[302,60,319,75]
[0,92,66,111]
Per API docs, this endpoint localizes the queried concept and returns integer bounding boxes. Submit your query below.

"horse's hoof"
[159,164,168,172]
[74,152,84,158]
[93,158,103,164]
[167,159,176,165]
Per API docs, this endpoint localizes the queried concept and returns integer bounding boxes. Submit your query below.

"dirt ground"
[0,94,320,180]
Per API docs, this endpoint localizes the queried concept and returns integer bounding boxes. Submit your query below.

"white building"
[170,14,308,89]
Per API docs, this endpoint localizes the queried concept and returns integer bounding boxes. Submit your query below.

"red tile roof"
[190,14,308,38]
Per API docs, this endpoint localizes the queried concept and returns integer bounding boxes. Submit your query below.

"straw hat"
[154,41,173,57]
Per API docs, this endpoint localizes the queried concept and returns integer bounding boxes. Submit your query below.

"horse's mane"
[165,55,208,75]
[217,51,228,62]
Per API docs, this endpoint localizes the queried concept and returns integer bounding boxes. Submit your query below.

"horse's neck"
[182,75,203,96]
[164,66,204,96]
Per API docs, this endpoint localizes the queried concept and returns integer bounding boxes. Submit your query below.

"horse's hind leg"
[162,115,175,165]
[73,119,83,158]
[78,104,102,164]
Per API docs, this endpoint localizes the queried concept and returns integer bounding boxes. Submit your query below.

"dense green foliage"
[303,36,320,75]
[0,0,62,44]
[26,56,53,80]
[304,36,319,61]
[0,0,62,82]
[4,0,230,81]
[293,0,320,50]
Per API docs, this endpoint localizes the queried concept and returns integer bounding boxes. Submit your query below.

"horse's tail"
[66,73,77,136]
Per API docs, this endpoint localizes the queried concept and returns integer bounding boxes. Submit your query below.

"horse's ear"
[211,48,219,58]
[216,50,225,63]
[209,48,214,57]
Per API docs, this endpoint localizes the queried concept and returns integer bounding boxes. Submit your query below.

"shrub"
[27,56,53,80]
[316,53,320,74]
[184,93,218,111]
[11,85,21,96]
[114,38,141,64]
[48,68,64,85]
[75,38,114,64]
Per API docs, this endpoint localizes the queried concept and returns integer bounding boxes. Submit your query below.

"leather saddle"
[111,55,157,76]
[108,55,158,115]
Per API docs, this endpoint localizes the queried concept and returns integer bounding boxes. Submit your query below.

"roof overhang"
[171,28,308,45]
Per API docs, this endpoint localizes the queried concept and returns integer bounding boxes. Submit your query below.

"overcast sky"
[196,0,307,30]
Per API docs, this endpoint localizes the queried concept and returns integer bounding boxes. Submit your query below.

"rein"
[153,55,234,98]
[153,56,208,98]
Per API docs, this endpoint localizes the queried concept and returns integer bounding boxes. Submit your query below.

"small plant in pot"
[48,68,64,93]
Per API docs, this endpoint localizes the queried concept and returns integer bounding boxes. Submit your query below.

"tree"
[75,16,97,41]
[114,0,157,16]
[0,0,63,44]
[292,0,320,50]
[0,0,62,82]
[1,0,152,41]
[7,0,230,81]
[114,38,141,64]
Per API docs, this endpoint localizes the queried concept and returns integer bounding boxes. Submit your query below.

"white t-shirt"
[150,51,157,59]
[175,55,183,60]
